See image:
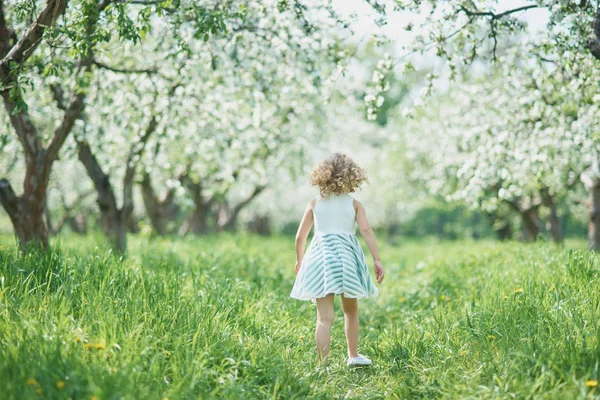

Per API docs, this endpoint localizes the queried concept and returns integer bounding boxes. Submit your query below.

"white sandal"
[347,354,372,366]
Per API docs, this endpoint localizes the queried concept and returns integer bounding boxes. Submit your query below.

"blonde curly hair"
[309,153,368,198]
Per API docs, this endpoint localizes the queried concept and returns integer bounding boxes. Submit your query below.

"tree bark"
[178,172,215,236]
[77,141,127,251]
[520,207,540,242]
[541,191,563,243]
[140,173,179,235]
[216,185,266,232]
[582,173,600,251]
[484,210,512,241]
[0,179,48,251]
[505,198,540,242]
[76,116,156,251]
[178,204,211,236]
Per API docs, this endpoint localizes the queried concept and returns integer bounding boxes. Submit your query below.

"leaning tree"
[0,0,180,251]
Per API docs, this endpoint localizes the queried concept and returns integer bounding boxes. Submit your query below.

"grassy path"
[0,235,599,399]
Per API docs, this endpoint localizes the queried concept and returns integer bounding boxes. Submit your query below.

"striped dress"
[290,193,379,301]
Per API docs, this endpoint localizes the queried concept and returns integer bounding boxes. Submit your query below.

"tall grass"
[0,234,598,399]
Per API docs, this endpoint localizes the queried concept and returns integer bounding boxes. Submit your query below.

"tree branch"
[0,0,67,70]
[50,83,66,110]
[122,116,158,212]
[0,178,19,217]
[94,60,157,74]
[460,4,539,20]
[0,90,43,157]
[0,2,17,59]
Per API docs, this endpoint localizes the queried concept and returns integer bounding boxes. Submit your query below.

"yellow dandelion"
[91,396,99,400]
[502,295,508,300]
[399,297,407,303]
[513,288,523,294]
[440,295,445,301]
[56,380,65,390]
[585,380,598,387]
[488,335,495,340]
[85,343,105,350]
[27,378,39,386]
[163,398,169,400]
[75,337,82,343]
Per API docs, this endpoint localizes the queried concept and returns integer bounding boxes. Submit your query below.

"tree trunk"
[78,141,129,252]
[186,205,210,235]
[216,185,266,233]
[178,173,213,236]
[588,180,600,251]
[542,192,562,243]
[520,207,540,242]
[496,222,512,241]
[45,197,55,237]
[0,180,48,251]
[65,214,87,235]
[485,211,512,241]
[140,173,178,235]
[436,213,445,240]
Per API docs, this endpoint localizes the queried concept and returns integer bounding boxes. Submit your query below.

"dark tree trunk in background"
[178,173,215,236]
[78,141,129,251]
[248,215,271,235]
[541,191,563,243]
[0,180,49,250]
[520,207,540,242]
[140,173,179,235]
[471,212,480,239]
[127,213,140,234]
[216,185,266,232]
[497,223,512,241]
[68,214,88,234]
[436,213,445,240]
[505,198,540,242]
[76,117,156,252]
[582,174,600,251]
[589,185,600,251]
[45,198,55,237]
[581,172,600,251]
[485,211,512,241]
[182,204,210,235]
[50,189,94,236]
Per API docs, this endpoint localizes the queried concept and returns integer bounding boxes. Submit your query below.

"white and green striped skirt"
[290,233,379,301]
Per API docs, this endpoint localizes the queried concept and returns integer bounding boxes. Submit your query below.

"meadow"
[1,234,599,399]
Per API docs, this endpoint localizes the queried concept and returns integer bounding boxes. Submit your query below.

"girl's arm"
[295,198,316,274]
[354,199,385,284]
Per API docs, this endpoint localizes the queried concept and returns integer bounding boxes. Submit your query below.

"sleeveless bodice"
[291,193,378,301]
[313,193,356,235]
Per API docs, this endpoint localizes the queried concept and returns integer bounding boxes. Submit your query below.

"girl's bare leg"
[341,294,359,358]
[315,294,335,362]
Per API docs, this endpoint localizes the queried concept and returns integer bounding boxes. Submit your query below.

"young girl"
[290,153,385,366]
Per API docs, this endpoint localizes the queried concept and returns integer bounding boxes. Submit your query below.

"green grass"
[0,234,599,399]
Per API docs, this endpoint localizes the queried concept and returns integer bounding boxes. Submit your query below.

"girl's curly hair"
[309,153,368,198]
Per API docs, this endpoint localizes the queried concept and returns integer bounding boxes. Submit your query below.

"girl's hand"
[295,260,302,274]
[374,260,384,284]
